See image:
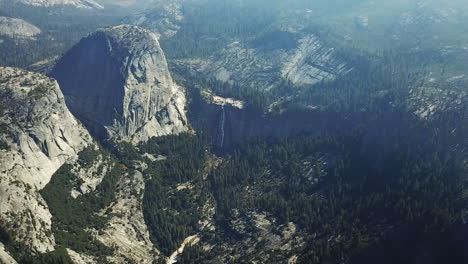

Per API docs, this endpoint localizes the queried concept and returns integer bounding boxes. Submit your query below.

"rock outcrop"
[0,17,41,40]
[0,67,94,253]
[97,170,159,264]
[174,34,350,91]
[124,0,185,39]
[66,249,96,264]
[408,76,467,119]
[51,25,188,144]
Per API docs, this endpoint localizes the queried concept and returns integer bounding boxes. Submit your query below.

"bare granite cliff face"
[0,67,94,254]
[174,33,350,91]
[123,0,185,39]
[51,25,188,144]
[0,17,41,40]
[97,170,158,264]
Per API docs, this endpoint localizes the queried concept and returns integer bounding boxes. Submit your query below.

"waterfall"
[218,105,226,148]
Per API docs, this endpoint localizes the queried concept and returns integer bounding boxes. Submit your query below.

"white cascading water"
[219,105,225,148]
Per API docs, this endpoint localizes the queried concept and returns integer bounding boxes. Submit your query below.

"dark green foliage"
[1,2,465,264]
[40,165,110,255]
[0,35,60,68]
[143,183,202,256]
[140,133,208,185]
[176,41,466,262]
[0,138,9,150]
[109,141,141,168]
[40,147,122,257]
[0,123,9,136]
[0,3,122,68]
[294,51,419,112]
[0,224,11,245]
[26,83,49,99]
[140,133,208,256]
[161,0,276,59]
[20,248,73,264]
[76,146,100,167]
[160,0,362,59]
[205,106,466,263]
[0,228,73,264]
[251,30,298,51]
[104,133,210,256]
[178,47,423,115]
[176,244,211,264]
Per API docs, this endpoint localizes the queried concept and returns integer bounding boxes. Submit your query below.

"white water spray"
[219,105,225,148]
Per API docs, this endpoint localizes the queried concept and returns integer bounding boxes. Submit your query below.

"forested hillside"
[0,2,124,67]
[0,1,466,263]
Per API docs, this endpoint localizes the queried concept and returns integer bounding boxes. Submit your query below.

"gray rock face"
[175,34,350,91]
[124,0,185,39]
[52,25,188,144]
[97,170,159,264]
[0,67,94,253]
[408,76,467,119]
[0,17,41,40]
[124,1,350,92]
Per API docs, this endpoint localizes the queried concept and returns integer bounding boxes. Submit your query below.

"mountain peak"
[51,25,189,144]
